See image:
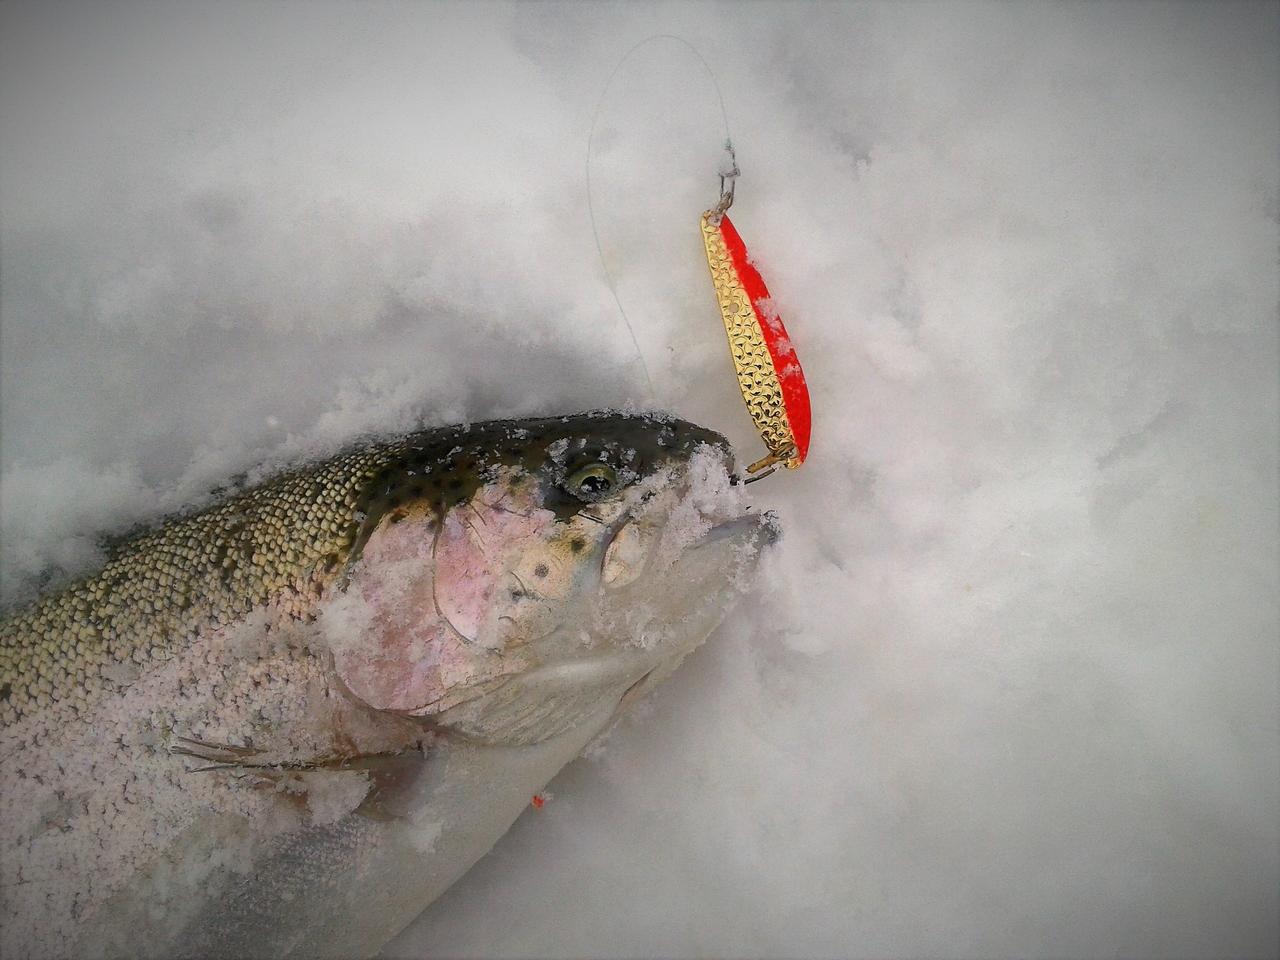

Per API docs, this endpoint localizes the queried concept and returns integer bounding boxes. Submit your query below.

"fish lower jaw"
[430,655,650,746]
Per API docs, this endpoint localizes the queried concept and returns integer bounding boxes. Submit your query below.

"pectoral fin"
[171,735,430,823]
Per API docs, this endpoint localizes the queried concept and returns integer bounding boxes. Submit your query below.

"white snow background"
[2,2,1276,957]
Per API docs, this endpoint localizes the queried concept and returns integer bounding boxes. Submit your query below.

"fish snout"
[698,510,781,549]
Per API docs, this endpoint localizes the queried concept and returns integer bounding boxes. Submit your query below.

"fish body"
[0,412,774,958]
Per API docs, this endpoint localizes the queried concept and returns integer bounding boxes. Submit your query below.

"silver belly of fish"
[0,412,776,958]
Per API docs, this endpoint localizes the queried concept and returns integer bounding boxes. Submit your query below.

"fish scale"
[0,437,461,727]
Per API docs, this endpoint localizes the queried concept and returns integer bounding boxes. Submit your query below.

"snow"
[2,2,1276,957]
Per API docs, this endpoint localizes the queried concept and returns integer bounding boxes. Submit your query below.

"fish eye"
[565,463,618,501]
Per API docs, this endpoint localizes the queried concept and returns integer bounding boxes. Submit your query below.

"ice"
[2,2,1276,958]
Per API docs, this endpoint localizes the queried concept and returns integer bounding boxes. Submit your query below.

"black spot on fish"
[569,538,585,554]
[0,683,11,702]
[534,563,549,578]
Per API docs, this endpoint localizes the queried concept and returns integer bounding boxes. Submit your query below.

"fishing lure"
[584,37,810,474]
[701,145,811,478]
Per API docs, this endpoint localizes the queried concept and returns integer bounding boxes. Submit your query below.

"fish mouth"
[610,513,774,717]
[599,505,778,591]
[693,510,781,549]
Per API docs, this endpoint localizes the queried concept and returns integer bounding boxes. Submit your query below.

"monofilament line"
[585,34,736,407]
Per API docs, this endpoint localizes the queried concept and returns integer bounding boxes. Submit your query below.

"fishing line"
[584,34,736,405]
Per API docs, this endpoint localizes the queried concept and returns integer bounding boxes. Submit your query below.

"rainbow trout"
[0,412,776,959]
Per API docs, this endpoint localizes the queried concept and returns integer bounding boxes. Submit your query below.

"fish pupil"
[579,475,611,495]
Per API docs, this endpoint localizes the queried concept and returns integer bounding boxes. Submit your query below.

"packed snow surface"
[2,2,1276,957]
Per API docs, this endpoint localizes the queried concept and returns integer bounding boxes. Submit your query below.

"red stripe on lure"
[717,214,811,465]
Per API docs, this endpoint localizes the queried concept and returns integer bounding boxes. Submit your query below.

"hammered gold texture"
[701,213,796,460]
[0,441,422,727]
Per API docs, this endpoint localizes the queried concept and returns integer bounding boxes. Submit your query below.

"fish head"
[323,412,776,744]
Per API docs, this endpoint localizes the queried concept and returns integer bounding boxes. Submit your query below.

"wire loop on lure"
[712,140,739,220]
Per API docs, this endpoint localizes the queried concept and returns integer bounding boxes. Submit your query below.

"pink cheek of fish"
[432,494,557,648]
[330,515,477,715]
